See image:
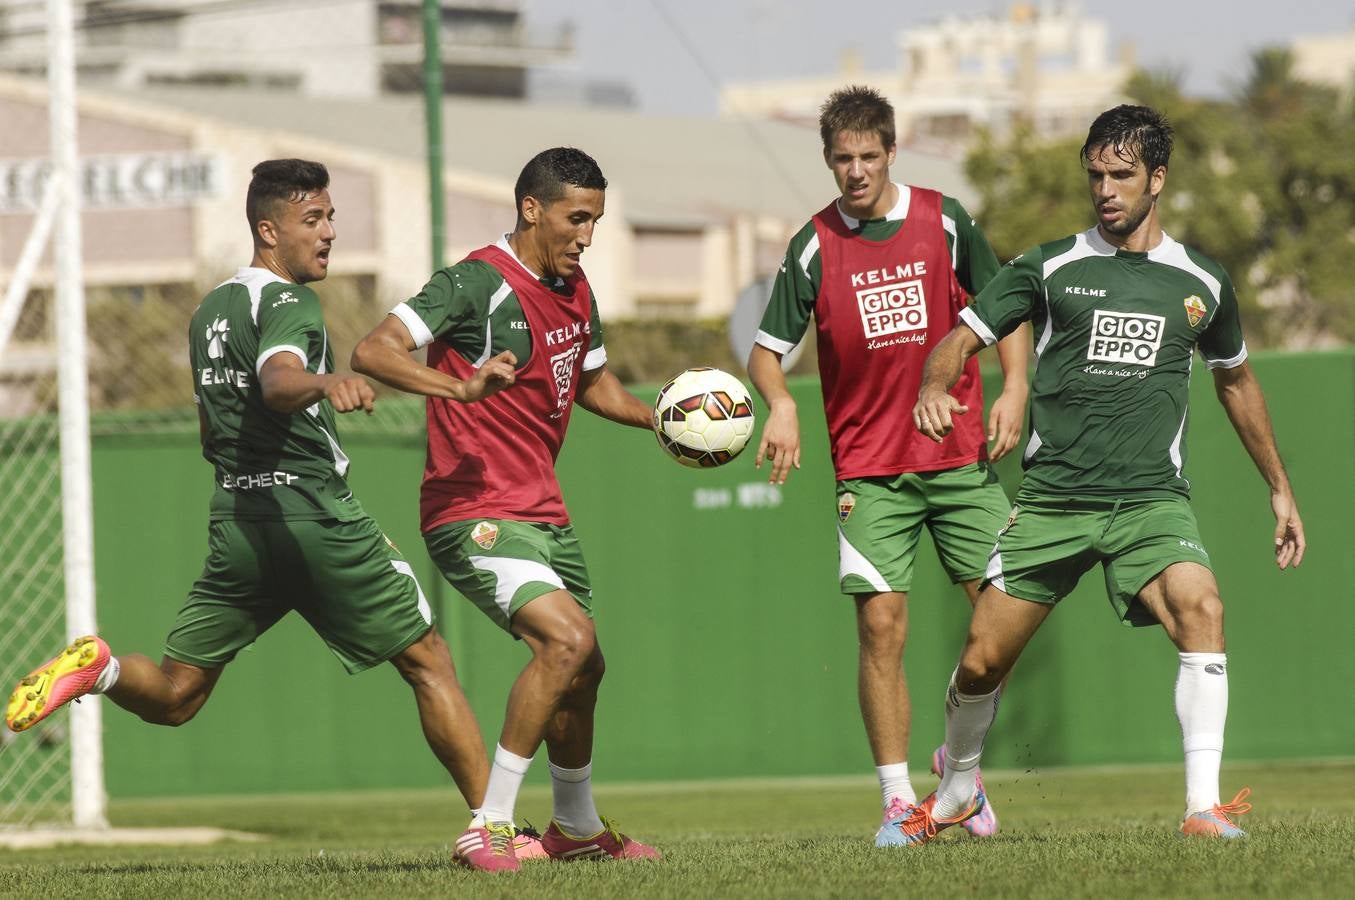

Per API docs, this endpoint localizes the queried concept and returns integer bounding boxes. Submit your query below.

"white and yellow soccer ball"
[653,367,756,468]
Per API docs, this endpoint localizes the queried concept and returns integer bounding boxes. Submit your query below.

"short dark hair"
[246,158,330,231]
[1081,105,1174,174]
[819,85,896,151]
[513,147,607,215]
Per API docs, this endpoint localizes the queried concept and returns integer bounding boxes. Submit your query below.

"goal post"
[49,0,106,831]
[0,0,106,833]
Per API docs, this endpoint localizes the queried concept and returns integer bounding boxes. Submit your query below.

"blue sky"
[526,0,1355,115]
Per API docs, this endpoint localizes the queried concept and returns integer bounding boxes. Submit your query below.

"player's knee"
[855,598,906,657]
[571,648,606,694]
[391,629,454,686]
[956,646,1005,694]
[539,623,597,677]
[1175,592,1225,645]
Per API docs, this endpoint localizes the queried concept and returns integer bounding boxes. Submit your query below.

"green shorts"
[983,492,1213,626]
[167,516,434,674]
[424,519,593,634]
[836,462,1011,595]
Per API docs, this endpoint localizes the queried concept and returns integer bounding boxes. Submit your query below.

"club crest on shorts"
[837,492,856,523]
[1184,295,1206,328]
[470,521,499,550]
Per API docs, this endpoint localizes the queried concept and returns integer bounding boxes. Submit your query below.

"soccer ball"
[653,367,756,468]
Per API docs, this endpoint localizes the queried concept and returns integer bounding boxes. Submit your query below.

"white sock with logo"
[876,762,916,809]
[1177,651,1228,815]
[479,744,534,826]
[934,671,1000,821]
[549,761,604,837]
[89,656,120,695]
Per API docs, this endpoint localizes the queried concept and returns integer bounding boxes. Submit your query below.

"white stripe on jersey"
[391,302,435,349]
[1042,230,1111,281]
[473,280,515,367]
[754,329,797,356]
[215,266,289,325]
[959,306,997,347]
[941,214,958,270]
[255,344,307,376]
[1147,234,1223,307]
[1205,343,1248,369]
[798,233,820,280]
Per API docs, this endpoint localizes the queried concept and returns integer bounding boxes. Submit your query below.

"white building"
[1291,25,1355,94]
[720,2,1133,149]
[0,75,972,325]
[0,0,569,99]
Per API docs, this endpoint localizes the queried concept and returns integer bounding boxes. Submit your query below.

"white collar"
[235,266,291,283]
[835,182,911,230]
[1085,227,1175,257]
[495,233,564,287]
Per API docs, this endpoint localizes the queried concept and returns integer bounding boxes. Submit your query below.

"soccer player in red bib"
[352,148,660,870]
[747,86,1030,847]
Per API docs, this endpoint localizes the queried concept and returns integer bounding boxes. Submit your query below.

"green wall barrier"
[77,350,1353,797]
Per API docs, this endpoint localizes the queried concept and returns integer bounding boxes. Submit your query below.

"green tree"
[965,54,1355,348]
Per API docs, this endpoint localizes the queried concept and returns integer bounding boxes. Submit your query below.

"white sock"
[1177,651,1228,815]
[549,761,604,836]
[469,807,484,828]
[90,656,120,694]
[876,762,915,808]
[479,744,533,826]
[934,671,1000,820]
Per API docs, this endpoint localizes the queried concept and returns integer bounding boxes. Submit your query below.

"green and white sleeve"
[943,196,1001,296]
[755,220,819,354]
[1198,267,1248,369]
[960,248,1045,346]
[391,260,496,349]
[584,288,606,371]
[256,284,322,374]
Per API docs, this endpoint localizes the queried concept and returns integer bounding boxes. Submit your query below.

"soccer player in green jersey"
[5,159,512,870]
[747,86,1029,846]
[903,106,1306,843]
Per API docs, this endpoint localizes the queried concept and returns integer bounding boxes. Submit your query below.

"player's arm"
[748,227,816,485]
[987,326,1030,461]
[950,199,1031,462]
[1201,272,1303,568]
[916,247,1042,442]
[259,352,374,415]
[351,314,514,403]
[255,285,375,415]
[914,326,985,441]
[350,267,514,403]
[576,365,650,428]
[747,344,799,485]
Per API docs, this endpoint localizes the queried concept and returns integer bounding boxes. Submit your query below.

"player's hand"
[914,387,969,443]
[755,401,801,485]
[325,375,376,415]
[1271,489,1305,569]
[986,384,1027,461]
[458,350,517,402]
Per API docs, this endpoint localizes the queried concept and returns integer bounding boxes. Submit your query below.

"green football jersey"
[756,185,999,351]
[961,228,1247,499]
[391,236,605,369]
[190,267,361,521]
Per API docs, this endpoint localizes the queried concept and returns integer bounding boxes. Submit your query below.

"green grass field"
[3,760,1353,898]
